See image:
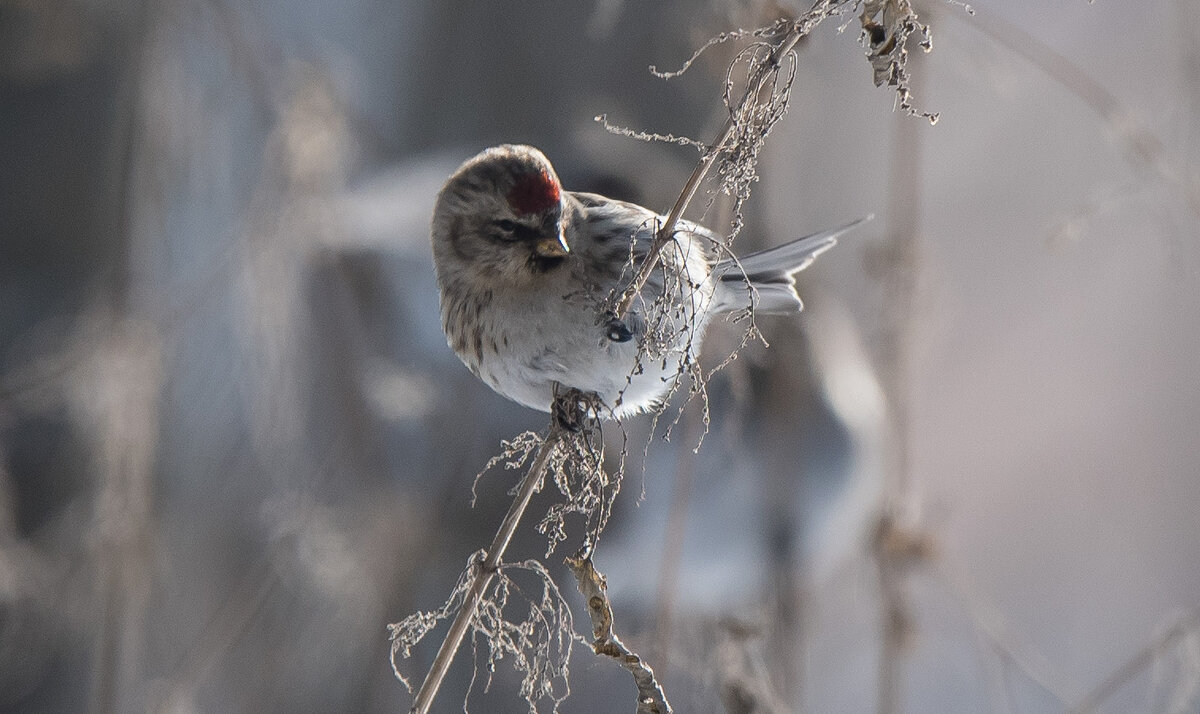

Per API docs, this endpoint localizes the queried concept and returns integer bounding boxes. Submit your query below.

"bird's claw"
[551,392,586,432]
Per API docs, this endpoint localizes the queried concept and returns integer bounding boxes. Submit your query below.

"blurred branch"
[566,545,673,714]
[1071,609,1200,714]
[651,398,703,679]
[959,7,1200,217]
[934,560,1075,708]
[154,555,278,713]
[871,512,934,714]
[714,617,791,714]
[870,18,930,713]
[79,317,163,714]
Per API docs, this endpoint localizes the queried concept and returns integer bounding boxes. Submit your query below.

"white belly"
[473,285,713,418]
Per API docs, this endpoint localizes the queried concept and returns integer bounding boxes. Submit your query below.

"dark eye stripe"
[491,219,539,243]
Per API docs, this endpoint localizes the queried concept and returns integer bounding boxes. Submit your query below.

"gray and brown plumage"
[431,144,865,418]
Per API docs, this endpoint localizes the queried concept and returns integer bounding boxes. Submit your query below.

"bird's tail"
[712,216,872,313]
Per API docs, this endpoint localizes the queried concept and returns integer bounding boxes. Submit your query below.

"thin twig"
[408,423,565,714]
[611,24,806,320]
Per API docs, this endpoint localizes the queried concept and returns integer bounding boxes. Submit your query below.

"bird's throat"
[529,254,567,273]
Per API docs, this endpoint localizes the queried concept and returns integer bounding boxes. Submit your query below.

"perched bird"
[431,144,865,418]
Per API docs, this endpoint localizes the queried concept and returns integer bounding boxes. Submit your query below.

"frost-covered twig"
[608,0,937,320]
[566,544,673,714]
[395,388,608,714]
[609,21,806,322]
[402,416,564,714]
[859,0,939,124]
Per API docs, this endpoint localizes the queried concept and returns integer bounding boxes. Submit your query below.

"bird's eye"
[492,219,524,243]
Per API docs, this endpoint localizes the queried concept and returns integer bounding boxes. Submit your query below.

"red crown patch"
[507,170,561,216]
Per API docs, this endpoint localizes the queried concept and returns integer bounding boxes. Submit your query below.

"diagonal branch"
[407,422,565,714]
[1071,609,1200,714]
[567,544,673,714]
[957,7,1198,217]
[609,22,807,321]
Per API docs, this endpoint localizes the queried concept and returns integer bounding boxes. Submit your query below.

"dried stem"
[566,544,673,714]
[610,24,806,320]
[408,423,565,714]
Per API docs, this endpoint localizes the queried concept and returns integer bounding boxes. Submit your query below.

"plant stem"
[612,23,806,319]
[409,431,561,714]
[567,547,673,714]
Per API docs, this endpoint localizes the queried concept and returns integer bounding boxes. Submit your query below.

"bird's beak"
[535,229,570,258]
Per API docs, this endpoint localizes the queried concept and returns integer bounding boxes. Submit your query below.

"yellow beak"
[535,230,570,258]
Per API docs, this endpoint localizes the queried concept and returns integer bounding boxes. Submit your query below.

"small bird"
[431,144,865,419]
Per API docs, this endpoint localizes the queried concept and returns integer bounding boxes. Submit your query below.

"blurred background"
[2,1,1198,712]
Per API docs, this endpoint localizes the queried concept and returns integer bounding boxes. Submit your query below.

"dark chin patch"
[529,254,566,273]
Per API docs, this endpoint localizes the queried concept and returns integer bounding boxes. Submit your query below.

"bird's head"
[432,145,571,287]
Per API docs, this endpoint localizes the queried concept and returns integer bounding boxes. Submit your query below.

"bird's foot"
[551,385,603,433]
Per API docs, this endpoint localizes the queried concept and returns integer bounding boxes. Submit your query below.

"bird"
[430,144,866,419]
